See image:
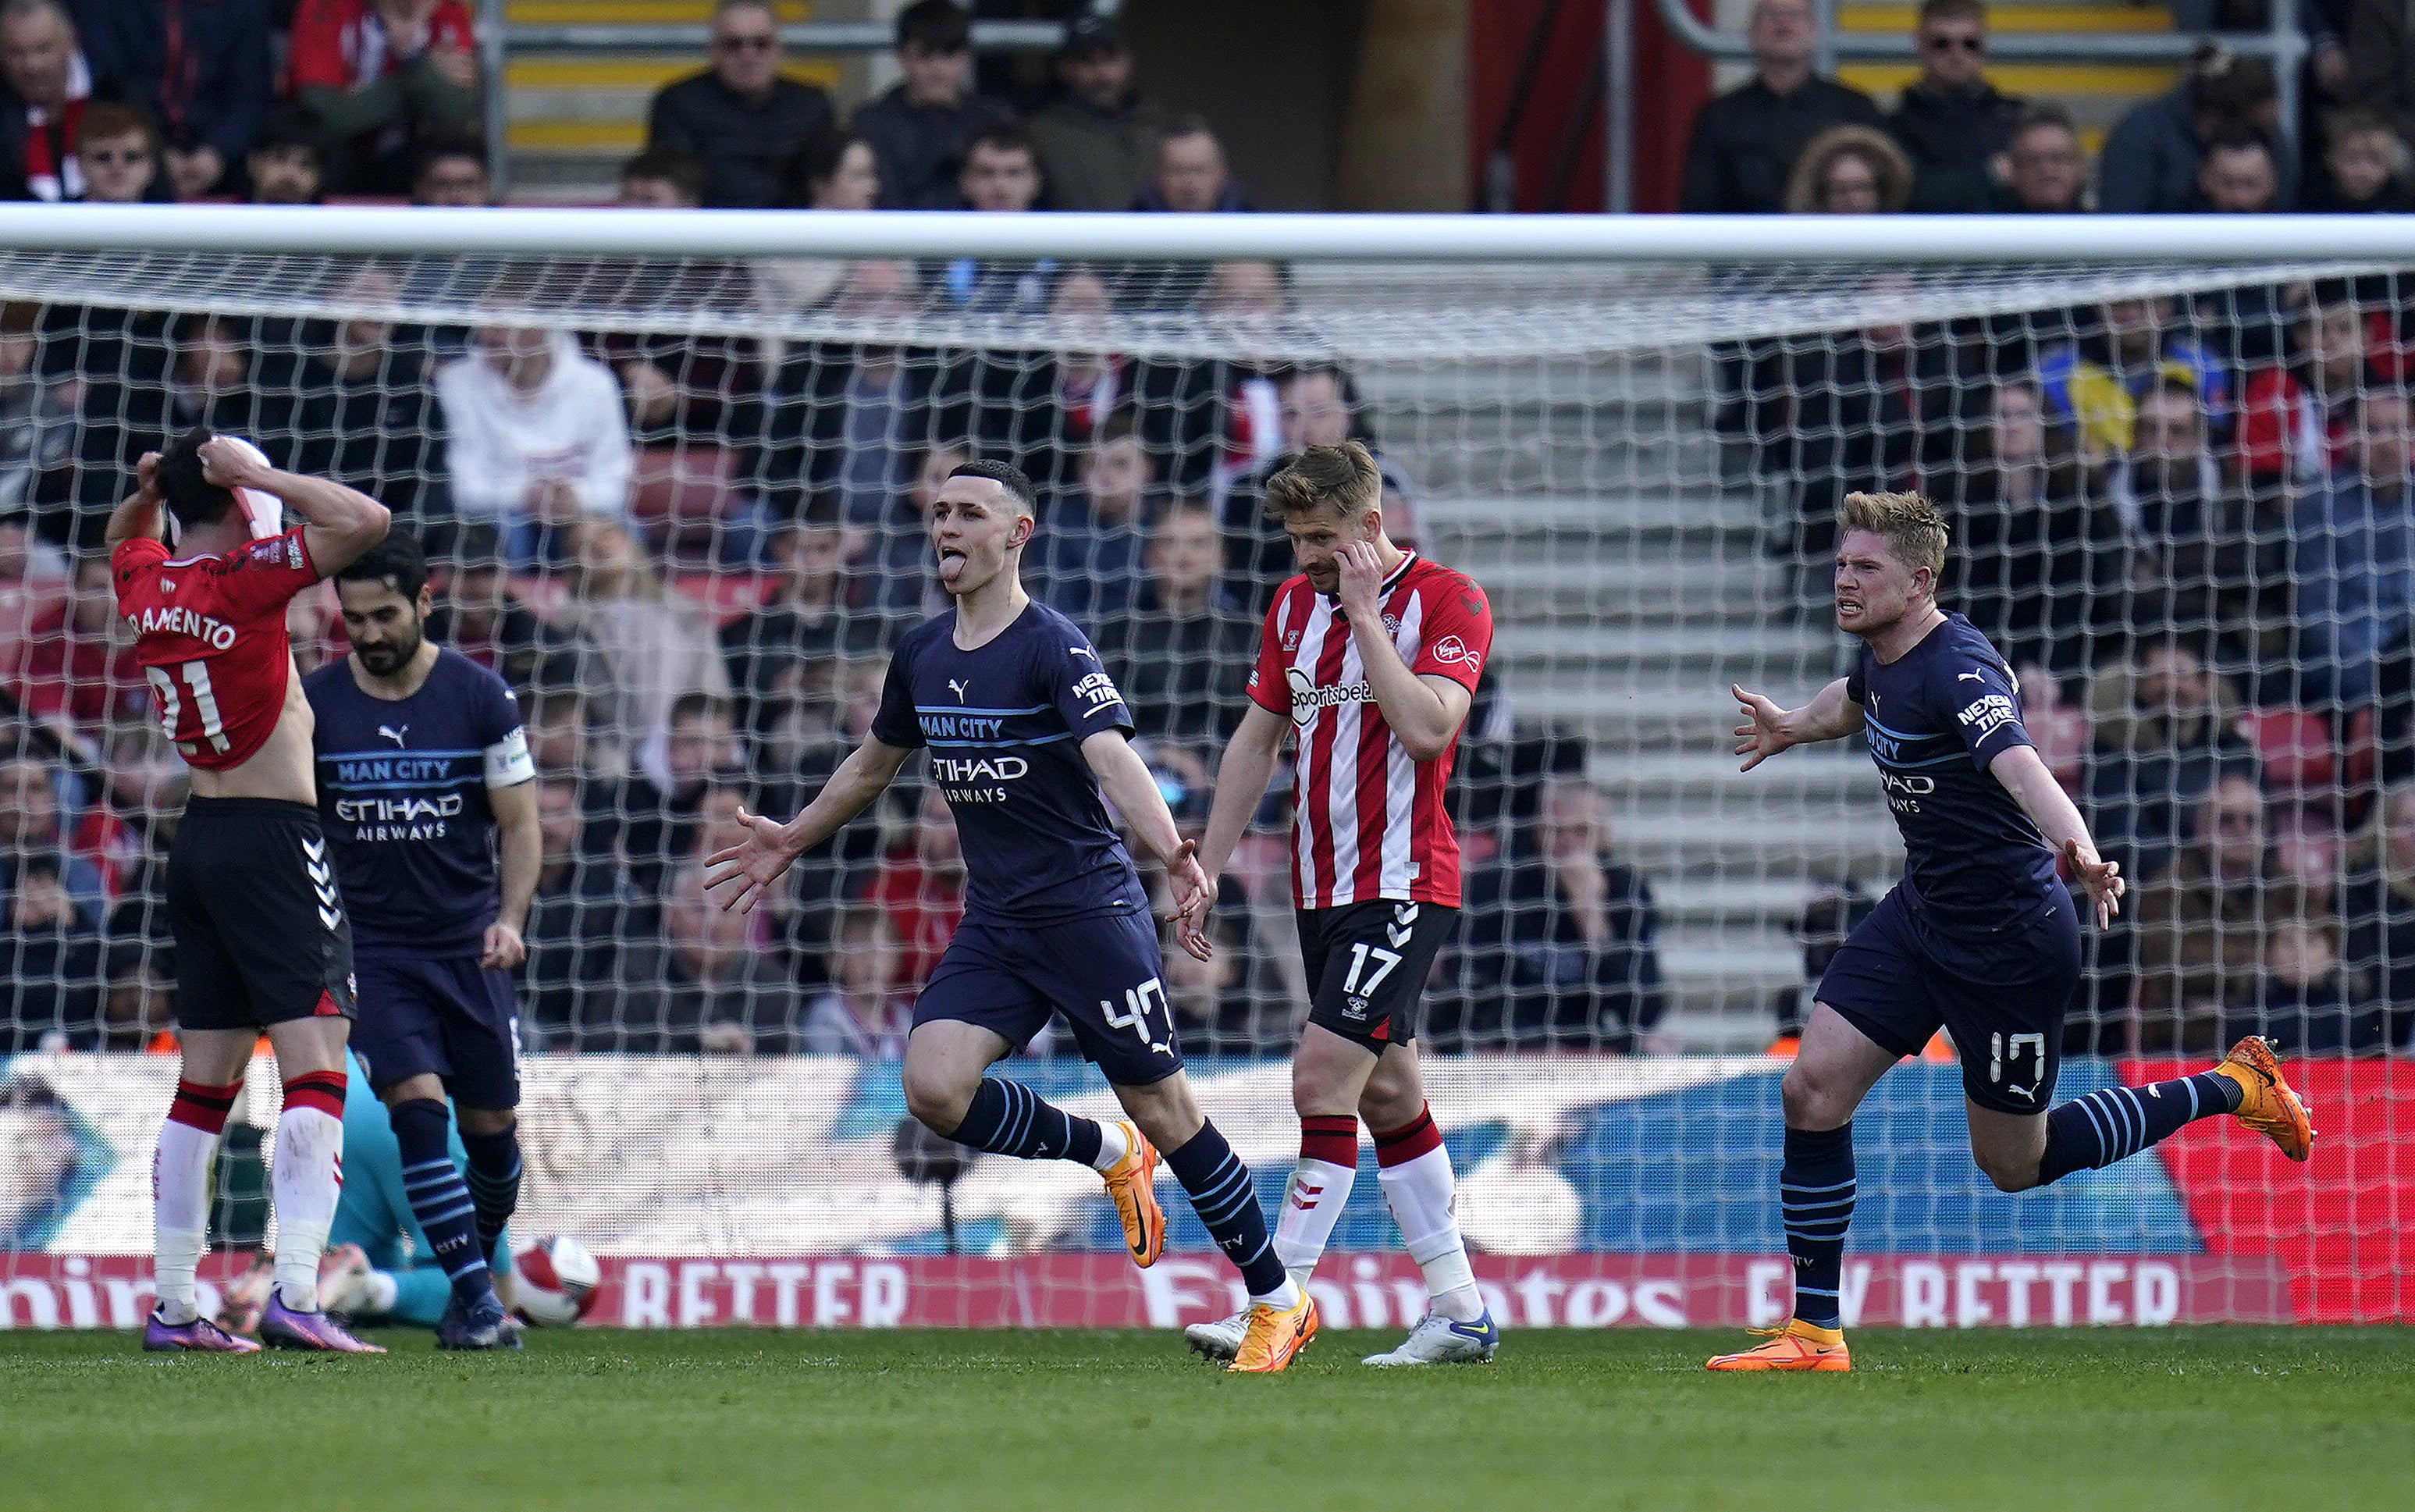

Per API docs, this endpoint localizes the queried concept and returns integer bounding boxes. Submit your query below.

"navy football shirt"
[871,601,1144,922]
[1844,613,2061,932]
[305,649,535,954]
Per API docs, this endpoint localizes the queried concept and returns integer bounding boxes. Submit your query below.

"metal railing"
[1620,0,2309,211]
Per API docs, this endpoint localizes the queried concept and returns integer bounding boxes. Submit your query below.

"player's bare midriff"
[183,667,318,806]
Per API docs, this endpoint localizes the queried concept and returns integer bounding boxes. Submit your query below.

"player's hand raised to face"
[1732,684,1793,771]
[1335,539,1385,621]
[2062,838,2125,929]
[703,807,799,915]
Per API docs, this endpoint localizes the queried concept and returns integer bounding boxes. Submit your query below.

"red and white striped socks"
[271,1071,347,1312]
[1374,1105,1484,1322]
[1272,1114,1358,1291]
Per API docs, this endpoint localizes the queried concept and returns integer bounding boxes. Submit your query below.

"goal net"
[0,218,2406,1332]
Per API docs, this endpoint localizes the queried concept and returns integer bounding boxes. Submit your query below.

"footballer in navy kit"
[304,533,540,1351]
[709,459,1316,1370]
[1709,491,2315,1375]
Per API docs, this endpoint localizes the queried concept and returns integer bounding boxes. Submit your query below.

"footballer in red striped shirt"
[1185,440,1503,1365]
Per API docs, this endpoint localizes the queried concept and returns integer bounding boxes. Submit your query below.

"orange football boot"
[1706,1318,1851,1371]
[2213,1036,2315,1162]
[1099,1119,1166,1267]
[1228,1293,1319,1374]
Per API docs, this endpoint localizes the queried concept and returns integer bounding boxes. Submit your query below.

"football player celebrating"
[707,460,1314,1371]
[1182,440,1503,1367]
[108,429,390,1353]
[305,532,540,1350]
[1709,492,2312,1371]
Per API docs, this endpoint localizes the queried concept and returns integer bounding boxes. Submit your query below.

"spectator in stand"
[644,0,833,210]
[2310,106,2414,212]
[656,780,801,1053]
[69,99,159,201]
[1094,498,1255,745]
[2238,282,2377,487]
[2082,638,2257,884]
[796,903,908,1056]
[864,784,965,1001]
[162,311,253,436]
[1678,0,1883,214]
[1221,361,1410,614]
[1024,12,1161,213]
[2337,779,2415,1050]
[1991,103,2090,212]
[2189,127,2286,212]
[407,129,487,206]
[429,523,569,696]
[0,739,104,922]
[242,105,323,203]
[2293,387,2415,706]
[558,523,731,784]
[854,0,1008,212]
[0,749,105,1047]
[2040,297,2227,467]
[1460,776,1668,1053]
[521,772,649,1049]
[1886,0,2023,213]
[774,123,876,211]
[2232,905,2398,1055]
[2100,41,2285,215]
[609,687,741,890]
[0,0,94,200]
[1781,122,1912,213]
[1936,376,2127,677]
[0,320,71,518]
[720,497,854,745]
[1136,113,1248,213]
[2347,0,2415,153]
[2129,773,2277,1050]
[932,121,1052,311]
[2122,379,2293,681]
[850,438,962,628]
[617,144,705,208]
[960,263,1129,500]
[250,261,451,537]
[12,550,144,750]
[71,0,271,199]
[1034,411,1154,624]
[436,312,635,569]
[286,0,481,197]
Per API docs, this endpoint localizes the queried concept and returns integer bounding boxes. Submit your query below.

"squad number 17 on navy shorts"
[350,953,523,1110]
[1816,885,2082,1115]
[914,907,1183,1087]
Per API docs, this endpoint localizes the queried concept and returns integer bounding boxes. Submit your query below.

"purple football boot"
[260,1293,386,1353]
[143,1310,262,1353]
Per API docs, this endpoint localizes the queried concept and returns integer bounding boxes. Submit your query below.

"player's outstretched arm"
[200,437,389,575]
[103,452,166,549]
[1732,677,1859,770]
[705,736,912,913]
[1988,743,2126,928]
[1182,703,1288,957]
[1083,729,1214,955]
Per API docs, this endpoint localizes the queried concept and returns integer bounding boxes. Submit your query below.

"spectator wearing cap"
[408,129,488,205]
[853,0,1008,211]
[2311,106,2414,212]
[1679,0,1883,213]
[243,104,323,203]
[71,0,272,199]
[2348,0,2415,153]
[644,0,833,209]
[0,0,96,200]
[2100,41,2289,214]
[1990,103,2090,212]
[286,0,481,196]
[1024,13,1163,212]
[1885,0,2024,212]
[1133,113,1249,213]
[69,97,160,200]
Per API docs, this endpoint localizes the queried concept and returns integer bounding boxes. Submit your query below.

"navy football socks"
[1780,1122,1855,1330]
[459,1124,522,1265]
[389,1099,493,1306]
[946,1079,1105,1166]
[2036,1073,2241,1186]
[1164,1121,1287,1298]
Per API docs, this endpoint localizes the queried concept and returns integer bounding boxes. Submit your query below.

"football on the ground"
[510,1236,602,1326]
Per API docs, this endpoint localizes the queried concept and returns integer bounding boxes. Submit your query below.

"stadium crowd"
[0,0,2410,1060]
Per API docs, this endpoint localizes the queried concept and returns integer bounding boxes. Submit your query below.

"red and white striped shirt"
[1247,553,1492,911]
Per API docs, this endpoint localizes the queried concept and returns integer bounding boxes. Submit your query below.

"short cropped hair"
[966,120,1035,164]
[670,690,734,731]
[620,147,708,206]
[1837,491,1949,582]
[77,101,158,151]
[895,0,970,54]
[155,426,237,532]
[1263,440,1382,521]
[335,531,430,601]
[948,457,1038,516]
[1917,0,1985,27]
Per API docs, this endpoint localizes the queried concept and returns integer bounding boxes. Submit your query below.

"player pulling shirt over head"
[707,459,1317,1372]
[306,532,540,1351]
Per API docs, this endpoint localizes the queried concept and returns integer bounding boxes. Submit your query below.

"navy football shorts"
[1816,884,2081,1115]
[912,906,1184,1087]
[349,951,522,1109]
[1296,898,1460,1052]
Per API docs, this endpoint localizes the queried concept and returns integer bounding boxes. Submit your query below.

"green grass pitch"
[2,1328,2410,1511]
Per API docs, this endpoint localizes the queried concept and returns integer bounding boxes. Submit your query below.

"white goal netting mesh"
[0,243,2408,1332]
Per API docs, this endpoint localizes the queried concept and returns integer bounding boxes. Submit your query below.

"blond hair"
[1263,439,1381,521]
[1837,490,1948,581]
